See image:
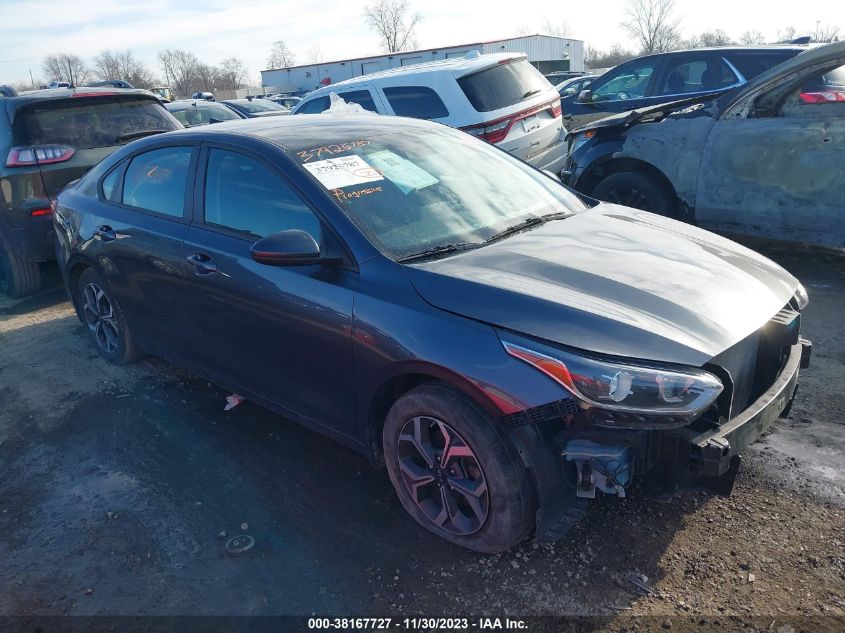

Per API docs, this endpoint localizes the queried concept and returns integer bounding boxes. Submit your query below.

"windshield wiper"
[485,211,571,244]
[397,243,480,263]
[522,89,542,100]
[115,129,169,143]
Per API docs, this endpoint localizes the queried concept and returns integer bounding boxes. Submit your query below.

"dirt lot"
[1,244,843,628]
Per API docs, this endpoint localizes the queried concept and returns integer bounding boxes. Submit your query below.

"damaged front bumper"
[662,338,808,478]
[506,337,811,543]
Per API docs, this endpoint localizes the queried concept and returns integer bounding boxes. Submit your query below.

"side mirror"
[250,229,322,266]
[577,89,592,103]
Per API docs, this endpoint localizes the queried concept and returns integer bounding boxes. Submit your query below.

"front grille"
[710,331,760,418]
[708,306,800,420]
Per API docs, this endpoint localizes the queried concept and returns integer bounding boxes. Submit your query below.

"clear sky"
[0,0,839,85]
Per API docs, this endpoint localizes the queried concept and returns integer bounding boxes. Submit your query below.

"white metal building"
[260,35,584,94]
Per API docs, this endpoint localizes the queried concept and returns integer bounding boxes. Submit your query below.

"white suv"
[291,52,567,174]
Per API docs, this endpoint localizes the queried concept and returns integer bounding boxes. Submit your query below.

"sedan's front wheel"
[383,383,535,553]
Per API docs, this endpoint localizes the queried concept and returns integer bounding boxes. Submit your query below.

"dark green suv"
[0,87,181,297]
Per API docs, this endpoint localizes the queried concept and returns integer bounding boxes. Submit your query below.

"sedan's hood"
[405,205,800,366]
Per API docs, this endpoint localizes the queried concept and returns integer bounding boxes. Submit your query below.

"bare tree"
[740,30,765,45]
[267,40,296,69]
[814,23,840,43]
[9,78,43,92]
[305,46,325,64]
[584,45,600,67]
[777,26,797,43]
[93,50,122,81]
[542,17,571,38]
[684,29,734,49]
[94,50,152,87]
[158,49,199,97]
[586,44,637,69]
[115,51,153,87]
[363,0,422,53]
[514,18,569,38]
[219,57,247,90]
[195,63,217,92]
[43,53,90,86]
[620,0,682,53]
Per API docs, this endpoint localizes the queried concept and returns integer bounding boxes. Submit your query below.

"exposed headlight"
[794,283,809,310]
[571,129,596,153]
[503,341,723,419]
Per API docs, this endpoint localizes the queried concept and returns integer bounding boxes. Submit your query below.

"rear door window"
[297,96,331,114]
[101,164,124,201]
[383,86,449,119]
[337,90,379,113]
[458,58,550,112]
[657,56,738,96]
[13,97,179,148]
[122,146,193,218]
[724,51,799,80]
[203,149,322,240]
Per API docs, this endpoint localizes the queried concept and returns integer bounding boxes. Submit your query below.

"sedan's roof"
[161,113,438,150]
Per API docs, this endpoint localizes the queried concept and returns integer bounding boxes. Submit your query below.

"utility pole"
[29,69,34,90]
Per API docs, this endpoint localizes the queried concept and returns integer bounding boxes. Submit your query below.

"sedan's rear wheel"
[76,268,140,364]
[383,383,535,553]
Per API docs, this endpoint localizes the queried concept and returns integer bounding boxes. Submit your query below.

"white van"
[291,52,567,174]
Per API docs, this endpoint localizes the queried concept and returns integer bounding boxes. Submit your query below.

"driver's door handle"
[95,225,117,242]
[186,253,218,275]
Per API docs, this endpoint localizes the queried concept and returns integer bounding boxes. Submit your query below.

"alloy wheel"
[396,416,489,535]
[82,282,120,354]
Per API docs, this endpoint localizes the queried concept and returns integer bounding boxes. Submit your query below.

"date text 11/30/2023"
[307,617,528,630]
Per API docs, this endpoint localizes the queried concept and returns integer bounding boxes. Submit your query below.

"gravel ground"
[0,245,843,629]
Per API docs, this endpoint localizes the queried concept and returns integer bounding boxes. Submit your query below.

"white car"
[291,52,568,174]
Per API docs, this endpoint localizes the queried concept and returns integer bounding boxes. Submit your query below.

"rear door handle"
[95,225,117,241]
[186,253,218,275]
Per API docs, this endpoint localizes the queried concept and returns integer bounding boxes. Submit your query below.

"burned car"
[55,115,810,553]
[562,41,845,249]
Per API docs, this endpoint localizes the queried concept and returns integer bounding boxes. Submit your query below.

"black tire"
[591,170,677,217]
[76,268,141,364]
[383,382,535,553]
[0,229,41,298]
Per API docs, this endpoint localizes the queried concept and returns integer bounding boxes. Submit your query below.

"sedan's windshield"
[291,126,587,260]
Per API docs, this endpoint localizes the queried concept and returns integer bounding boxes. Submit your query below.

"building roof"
[262,33,578,73]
